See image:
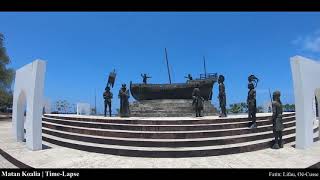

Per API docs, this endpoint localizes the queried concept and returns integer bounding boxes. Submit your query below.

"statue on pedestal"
[103,86,113,117]
[218,75,227,117]
[118,84,130,117]
[271,90,284,149]
[185,74,193,80]
[247,75,258,129]
[141,73,151,84]
[192,85,204,117]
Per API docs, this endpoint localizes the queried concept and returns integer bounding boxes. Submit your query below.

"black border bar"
[1,0,320,11]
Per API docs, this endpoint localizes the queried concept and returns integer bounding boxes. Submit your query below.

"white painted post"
[12,60,46,151]
[290,56,319,149]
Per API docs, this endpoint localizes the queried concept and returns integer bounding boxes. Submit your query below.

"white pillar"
[12,60,46,151]
[290,56,319,149]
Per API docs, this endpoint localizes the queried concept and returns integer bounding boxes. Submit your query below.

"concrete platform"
[0,155,17,168]
[46,112,277,120]
[1,115,320,168]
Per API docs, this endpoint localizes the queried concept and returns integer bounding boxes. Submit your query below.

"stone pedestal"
[130,99,218,117]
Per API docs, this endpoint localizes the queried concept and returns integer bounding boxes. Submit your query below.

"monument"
[218,75,227,117]
[12,59,46,151]
[271,90,284,149]
[247,74,258,129]
[192,85,204,117]
[118,84,130,117]
[129,49,218,117]
[184,74,193,80]
[141,73,151,84]
[103,86,113,117]
[102,69,117,117]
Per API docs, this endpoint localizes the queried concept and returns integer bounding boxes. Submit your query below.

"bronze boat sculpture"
[130,74,217,101]
[130,48,217,101]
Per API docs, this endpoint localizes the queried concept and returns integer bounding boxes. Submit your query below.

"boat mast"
[94,88,97,115]
[165,48,172,84]
[203,56,207,78]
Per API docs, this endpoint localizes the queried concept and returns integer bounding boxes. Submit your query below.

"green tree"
[229,103,243,114]
[0,33,14,112]
[282,104,295,112]
[257,106,264,113]
[54,100,71,114]
[240,102,248,113]
[289,104,295,112]
[228,102,265,113]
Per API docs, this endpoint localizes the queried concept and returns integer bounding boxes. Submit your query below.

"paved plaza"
[0,118,320,168]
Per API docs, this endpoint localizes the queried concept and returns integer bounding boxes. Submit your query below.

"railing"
[199,73,218,80]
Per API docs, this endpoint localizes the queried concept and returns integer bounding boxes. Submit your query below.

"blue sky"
[1,12,320,114]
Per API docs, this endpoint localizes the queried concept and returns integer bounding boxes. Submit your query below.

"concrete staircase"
[41,112,319,158]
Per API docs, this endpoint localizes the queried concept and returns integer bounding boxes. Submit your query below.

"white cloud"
[293,30,320,53]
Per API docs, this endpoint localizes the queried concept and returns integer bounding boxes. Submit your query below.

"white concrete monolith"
[290,55,320,149]
[12,59,46,151]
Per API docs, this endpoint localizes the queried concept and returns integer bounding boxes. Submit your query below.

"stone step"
[42,120,296,139]
[43,112,295,125]
[129,113,217,117]
[42,116,295,131]
[43,125,316,148]
[41,130,319,158]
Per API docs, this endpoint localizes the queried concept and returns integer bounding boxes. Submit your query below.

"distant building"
[263,101,272,113]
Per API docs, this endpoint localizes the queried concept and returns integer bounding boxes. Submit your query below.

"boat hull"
[130,79,215,101]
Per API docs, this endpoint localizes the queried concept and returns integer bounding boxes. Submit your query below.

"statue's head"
[121,84,127,90]
[248,82,254,90]
[248,74,259,82]
[218,75,225,83]
[105,86,110,91]
[273,90,281,101]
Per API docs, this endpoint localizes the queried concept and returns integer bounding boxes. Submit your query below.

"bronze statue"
[103,86,113,117]
[218,75,227,117]
[271,90,284,149]
[118,84,130,117]
[184,74,193,80]
[141,73,151,84]
[247,81,257,129]
[248,74,259,88]
[192,85,204,117]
